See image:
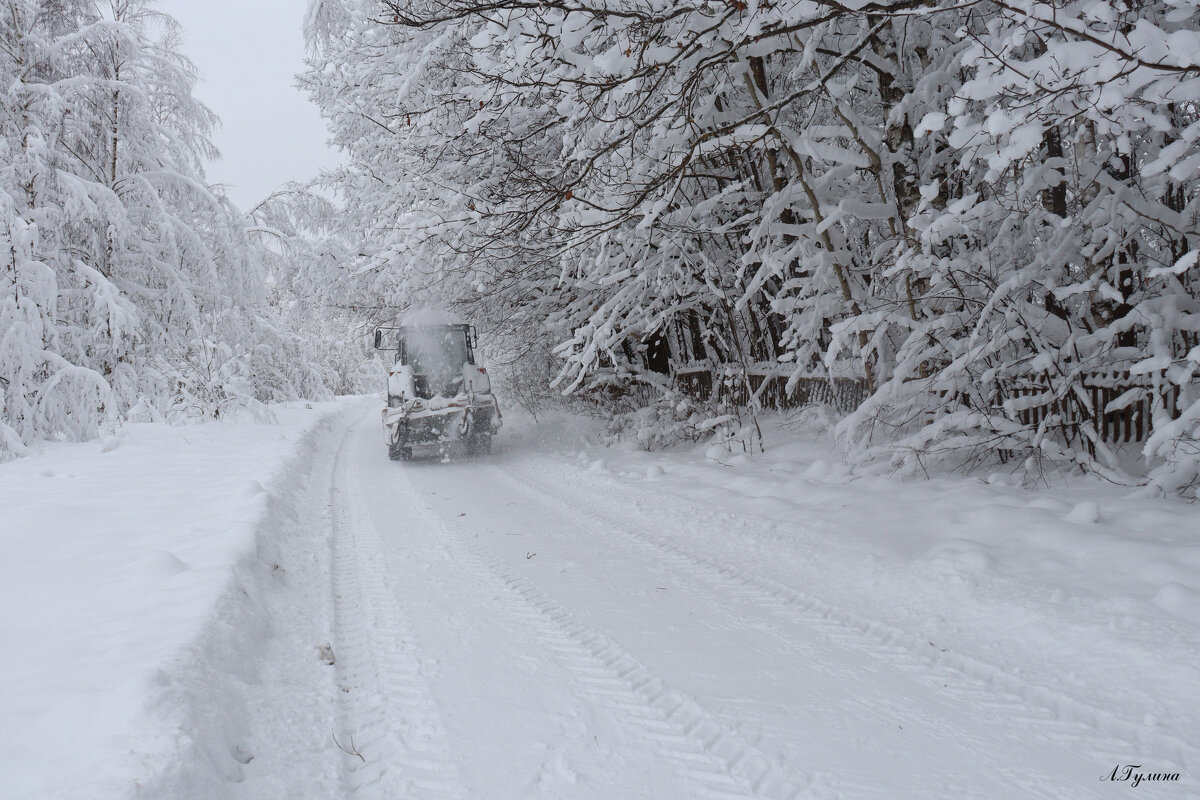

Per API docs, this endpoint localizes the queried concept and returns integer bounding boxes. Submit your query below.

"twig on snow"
[332,730,366,763]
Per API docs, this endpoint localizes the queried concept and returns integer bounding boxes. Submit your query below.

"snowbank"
[0,399,362,800]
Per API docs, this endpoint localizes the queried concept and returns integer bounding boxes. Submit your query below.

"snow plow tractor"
[374,320,501,461]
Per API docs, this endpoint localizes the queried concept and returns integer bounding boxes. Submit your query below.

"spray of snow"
[400,307,466,327]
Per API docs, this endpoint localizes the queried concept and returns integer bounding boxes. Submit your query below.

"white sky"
[158,0,341,210]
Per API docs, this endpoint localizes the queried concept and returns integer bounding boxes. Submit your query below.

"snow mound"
[926,538,994,575]
[1154,583,1200,624]
[1064,501,1101,524]
[139,551,190,577]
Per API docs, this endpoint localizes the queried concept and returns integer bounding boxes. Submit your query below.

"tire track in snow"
[389,466,828,800]
[330,424,469,800]
[492,461,1197,779]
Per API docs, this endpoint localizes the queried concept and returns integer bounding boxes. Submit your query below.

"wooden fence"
[1008,370,1182,445]
[673,365,868,414]
[672,364,1188,445]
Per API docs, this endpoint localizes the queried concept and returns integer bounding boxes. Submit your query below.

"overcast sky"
[158,0,341,210]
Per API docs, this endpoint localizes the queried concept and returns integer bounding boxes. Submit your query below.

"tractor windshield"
[405,326,470,376]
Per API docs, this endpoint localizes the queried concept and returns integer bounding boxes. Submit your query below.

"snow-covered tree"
[304,0,1200,491]
[835,0,1200,489]
[1,0,342,455]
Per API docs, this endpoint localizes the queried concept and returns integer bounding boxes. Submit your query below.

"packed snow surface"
[2,401,1197,799]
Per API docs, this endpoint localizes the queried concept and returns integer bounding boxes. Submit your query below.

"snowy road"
[316,408,1193,800]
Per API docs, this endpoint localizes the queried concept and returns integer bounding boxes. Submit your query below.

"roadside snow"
[0,400,357,800]
[525,409,1200,630]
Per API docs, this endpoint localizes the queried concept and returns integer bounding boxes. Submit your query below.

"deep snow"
[2,400,1197,799]
[0,400,354,800]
